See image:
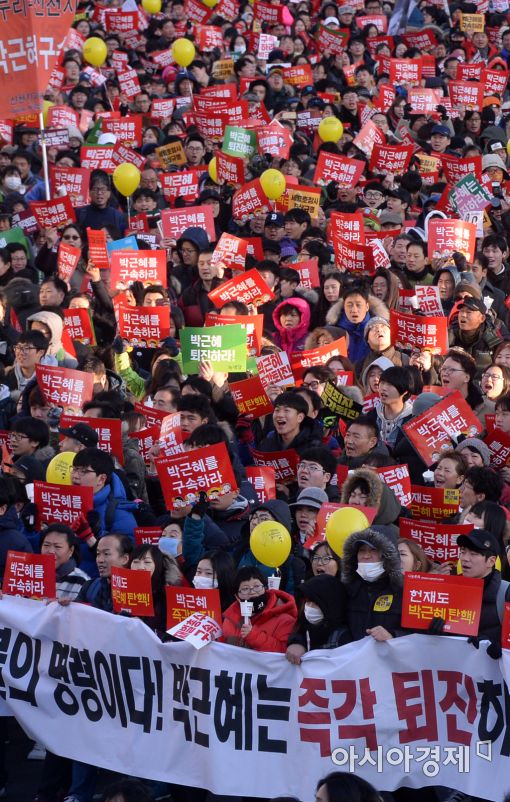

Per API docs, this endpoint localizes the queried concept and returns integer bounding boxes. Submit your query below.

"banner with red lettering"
[400,519,473,564]
[30,197,75,229]
[156,443,237,510]
[57,243,81,282]
[428,219,477,261]
[402,572,483,635]
[50,166,90,207]
[118,306,171,345]
[408,486,460,520]
[403,391,482,465]
[110,567,154,617]
[390,310,448,355]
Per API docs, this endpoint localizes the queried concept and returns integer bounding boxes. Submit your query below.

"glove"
[20,502,38,532]
[86,510,102,537]
[428,616,445,635]
[191,492,209,519]
[467,635,480,649]
[486,641,503,660]
[72,513,94,542]
[112,335,125,355]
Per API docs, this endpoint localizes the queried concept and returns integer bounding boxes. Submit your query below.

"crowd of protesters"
[3,0,510,800]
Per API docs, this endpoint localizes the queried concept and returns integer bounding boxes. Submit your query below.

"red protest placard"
[482,68,508,96]
[47,106,79,129]
[390,309,448,355]
[256,351,294,390]
[102,116,143,148]
[245,466,276,504]
[156,443,237,510]
[251,448,300,484]
[111,140,146,172]
[402,572,483,635]
[290,339,348,380]
[230,376,273,419]
[160,206,215,242]
[283,64,314,87]
[441,154,482,184]
[448,80,484,110]
[232,179,270,222]
[400,518,473,564]
[208,268,274,308]
[257,121,293,159]
[352,120,385,158]
[118,68,141,100]
[57,242,81,283]
[29,197,75,229]
[59,413,124,466]
[132,425,160,469]
[403,391,482,465]
[484,427,510,468]
[33,481,94,528]
[50,166,90,207]
[63,308,96,346]
[408,486,460,521]
[204,313,263,356]
[415,285,443,316]
[211,233,247,272]
[331,236,377,275]
[3,551,56,600]
[118,306,171,345]
[166,586,222,629]
[388,58,422,85]
[110,567,154,616]
[329,211,366,245]
[376,464,412,507]
[293,258,320,291]
[158,412,185,458]
[87,228,109,270]
[134,402,169,429]
[134,527,163,546]
[369,143,413,174]
[503,603,510,650]
[160,168,202,205]
[216,150,245,185]
[110,251,167,287]
[36,365,94,411]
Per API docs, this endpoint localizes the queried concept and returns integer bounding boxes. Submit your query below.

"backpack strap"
[496,579,510,623]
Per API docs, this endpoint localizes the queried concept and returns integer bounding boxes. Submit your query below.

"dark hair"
[278,302,302,319]
[481,233,507,253]
[18,330,49,353]
[299,447,337,477]
[379,366,412,400]
[82,355,106,377]
[443,349,477,381]
[220,300,250,315]
[82,390,123,419]
[435,449,467,476]
[279,267,300,284]
[142,284,166,301]
[28,385,47,408]
[273,391,309,417]
[40,524,79,562]
[177,394,214,420]
[342,285,369,302]
[90,169,111,190]
[346,415,379,440]
[181,376,213,399]
[102,778,151,802]
[234,565,267,593]
[101,532,133,558]
[198,549,236,610]
[303,365,336,384]
[495,392,510,412]
[73,447,114,481]
[0,248,11,266]
[41,275,67,296]
[464,467,503,501]
[406,239,427,256]
[315,772,382,802]
[295,386,322,414]
[469,500,507,539]
[397,538,434,572]
[12,417,49,448]
[284,208,311,225]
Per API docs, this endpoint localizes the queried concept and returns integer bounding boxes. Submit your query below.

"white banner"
[0,597,509,799]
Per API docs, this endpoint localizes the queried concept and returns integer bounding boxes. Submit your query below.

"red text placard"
[156,443,237,510]
[33,481,94,528]
[4,552,56,600]
[402,572,483,635]
[166,586,222,629]
[111,567,154,616]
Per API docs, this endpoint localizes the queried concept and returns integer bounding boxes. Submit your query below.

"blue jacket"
[0,507,33,581]
[182,514,231,570]
[339,310,370,364]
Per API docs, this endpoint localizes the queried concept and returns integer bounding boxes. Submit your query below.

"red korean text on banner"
[57,243,81,283]
[29,197,76,230]
[376,464,412,507]
[293,259,320,291]
[118,306,171,346]
[160,168,202,205]
[160,206,216,241]
[414,285,443,316]
[87,228,110,270]
[208,269,275,308]
[283,64,314,87]
[131,426,160,470]
[369,143,413,174]
[403,390,482,465]
[484,427,510,468]
[33,481,94,528]
[232,179,270,223]
[388,58,422,85]
[329,212,366,245]
[407,88,441,113]
[400,518,473,564]
[402,572,483,636]
[245,466,277,504]
[230,376,273,419]
[156,443,238,510]
[59,414,124,466]
[204,313,263,356]
[63,308,96,347]
[211,233,248,272]
[251,448,300,484]
[3,552,56,600]
[166,586,222,629]
[10,209,38,236]
[168,613,222,647]
[256,351,294,390]
[290,339,348,381]
[390,309,449,355]
[503,603,510,649]
[316,25,349,55]
[110,251,167,288]
[216,150,245,185]
[408,486,460,521]
[134,527,163,546]
[110,567,154,616]
[50,166,90,206]
[36,365,94,412]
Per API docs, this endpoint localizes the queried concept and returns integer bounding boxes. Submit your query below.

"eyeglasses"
[311,556,335,565]
[14,345,36,354]
[303,380,321,390]
[364,192,383,200]
[90,186,109,193]
[238,584,265,596]
[9,433,29,442]
[483,373,503,381]
[298,462,324,473]
[71,467,97,477]
[181,247,197,255]
[440,367,466,375]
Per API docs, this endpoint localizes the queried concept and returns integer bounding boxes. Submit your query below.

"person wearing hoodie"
[258,391,324,457]
[326,286,389,365]
[341,527,404,642]
[222,566,297,653]
[340,467,404,538]
[366,366,414,451]
[360,355,394,398]
[27,308,78,369]
[432,264,460,316]
[0,477,32,579]
[172,226,210,292]
[4,330,49,403]
[391,392,441,484]
[355,318,406,381]
[286,574,351,663]
[272,297,311,357]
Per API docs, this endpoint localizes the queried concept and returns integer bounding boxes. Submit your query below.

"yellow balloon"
[142,0,162,12]
[113,163,141,197]
[46,452,75,486]
[250,521,291,568]
[507,140,510,157]
[318,116,344,143]
[326,507,369,558]
[260,168,286,201]
[208,157,218,183]
[172,38,196,68]
[83,37,108,68]
[203,0,218,7]
[42,100,54,126]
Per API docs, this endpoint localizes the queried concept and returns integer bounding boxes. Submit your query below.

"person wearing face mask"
[286,575,351,664]
[341,527,404,642]
[0,166,24,201]
[222,567,297,652]
[192,550,236,611]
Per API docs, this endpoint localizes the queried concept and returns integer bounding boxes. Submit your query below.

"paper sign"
[503,603,510,649]
[33,481,94,528]
[415,285,443,316]
[134,527,163,546]
[58,243,81,282]
[390,310,448,355]
[165,586,222,629]
[293,259,320,291]
[36,365,94,411]
[180,325,247,374]
[30,197,75,229]
[167,612,223,649]
[408,486,460,521]
[118,306,171,345]
[403,390,482,465]
[63,308,96,346]
[484,427,510,468]
[230,376,273,419]
[111,567,154,616]
[217,150,245,185]
[256,351,294,390]
[251,448,299,483]
[160,206,215,242]
[204,313,263,356]
[110,250,167,287]
[208,269,275,308]
[211,233,247,272]
[59,413,124,466]
[321,381,362,422]
[87,228,110,270]
[402,572,483,635]
[400,518,473,564]
[376,464,412,507]
[51,166,90,207]
[156,442,237,510]
[369,143,413,174]
[245,466,276,504]
[3,551,56,600]
[232,179,270,222]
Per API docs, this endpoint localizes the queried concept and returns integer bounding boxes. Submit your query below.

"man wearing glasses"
[10,417,51,461]
[4,331,49,400]
[76,169,127,231]
[296,446,339,502]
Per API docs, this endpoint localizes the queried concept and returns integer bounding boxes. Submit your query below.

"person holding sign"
[40,523,90,601]
[130,544,185,638]
[448,297,505,376]
[222,567,297,653]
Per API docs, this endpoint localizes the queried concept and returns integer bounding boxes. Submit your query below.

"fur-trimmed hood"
[304,326,345,351]
[340,468,402,526]
[325,294,390,327]
[341,526,403,589]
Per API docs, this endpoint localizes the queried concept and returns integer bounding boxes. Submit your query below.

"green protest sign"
[0,227,29,250]
[223,126,257,158]
[449,175,492,216]
[181,325,247,374]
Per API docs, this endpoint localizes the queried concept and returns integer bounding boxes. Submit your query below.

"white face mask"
[193,575,218,590]
[304,603,324,625]
[356,561,385,582]
[4,176,21,191]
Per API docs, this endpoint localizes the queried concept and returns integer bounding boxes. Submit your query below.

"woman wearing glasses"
[222,566,297,653]
[439,348,494,426]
